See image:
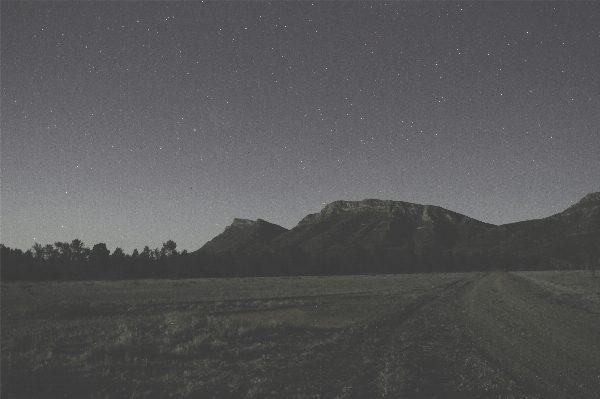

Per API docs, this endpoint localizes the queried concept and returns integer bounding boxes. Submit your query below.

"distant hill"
[451,192,600,267]
[196,193,599,275]
[200,218,288,254]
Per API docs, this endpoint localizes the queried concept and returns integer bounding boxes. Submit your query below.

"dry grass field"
[513,270,600,314]
[2,271,599,398]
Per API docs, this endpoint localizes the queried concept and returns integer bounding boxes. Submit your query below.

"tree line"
[1,237,597,281]
[0,240,227,281]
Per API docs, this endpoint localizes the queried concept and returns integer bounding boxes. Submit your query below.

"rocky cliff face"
[269,199,495,258]
[199,199,495,259]
[197,192,599,274]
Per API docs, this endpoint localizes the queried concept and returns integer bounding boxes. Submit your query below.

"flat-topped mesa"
[322,199,398,213]
[275,198,496,258]
[322,199,420,213]
[299,199,488,227]
[300,199,417,224]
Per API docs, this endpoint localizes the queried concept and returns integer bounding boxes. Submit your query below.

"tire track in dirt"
[463,272,600,399]
[248,279,468,398]
[214,273,598,398]
[365,274,523,398]
[265,276,505,398]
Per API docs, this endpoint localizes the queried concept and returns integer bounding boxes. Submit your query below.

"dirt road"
[264,272,600,398]
[462,272,600,399]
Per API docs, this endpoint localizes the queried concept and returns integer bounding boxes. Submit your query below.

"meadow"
[2,271,598,398]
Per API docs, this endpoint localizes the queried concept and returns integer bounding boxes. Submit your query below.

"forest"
[0,240,225,281]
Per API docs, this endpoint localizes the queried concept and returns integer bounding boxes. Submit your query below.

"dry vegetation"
[2,274,468,398]
[2,271,598,398]
[512,270,600,314]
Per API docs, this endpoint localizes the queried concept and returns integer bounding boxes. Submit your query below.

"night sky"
[2,2,599,253]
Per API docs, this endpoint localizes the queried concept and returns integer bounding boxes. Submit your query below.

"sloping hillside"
[452,192,600,263]
[197,193,599,275]
[200,218,288,254]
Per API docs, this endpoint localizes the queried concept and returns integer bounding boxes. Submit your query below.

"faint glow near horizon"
[2,2,599,253]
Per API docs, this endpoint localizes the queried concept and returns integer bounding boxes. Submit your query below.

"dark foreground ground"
[2,271,599,398]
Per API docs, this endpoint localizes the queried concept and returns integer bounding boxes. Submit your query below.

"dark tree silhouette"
[161,240,178,258]
[1,245,32,280]
[141,246,152,260]
[109,247,126,278]
[54,242,71,260]
[43,244,56,260]
[70,239,87,262]
[90,243,110,261]
[89,243,110,277]
[32,243,44,260]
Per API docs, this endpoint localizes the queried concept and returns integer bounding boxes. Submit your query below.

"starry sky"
[2,2,599,253]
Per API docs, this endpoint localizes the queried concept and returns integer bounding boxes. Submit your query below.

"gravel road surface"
[462,272,600,399]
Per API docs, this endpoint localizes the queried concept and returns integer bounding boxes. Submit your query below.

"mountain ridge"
[197,192,599,275]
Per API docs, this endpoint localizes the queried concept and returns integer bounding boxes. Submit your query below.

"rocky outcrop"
[573,192,600,206]
[270,199,495,258]
[196,192,599,275]
[200,218,288,254]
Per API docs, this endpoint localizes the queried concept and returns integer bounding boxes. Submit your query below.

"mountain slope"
[199,218,288,254]
[452,192,600,261]
[196,193,600,275]
[267,199,495,258]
